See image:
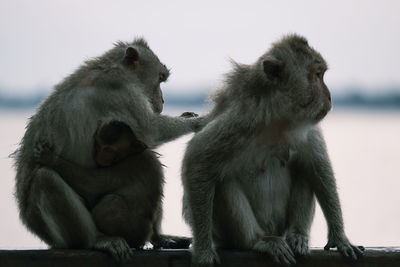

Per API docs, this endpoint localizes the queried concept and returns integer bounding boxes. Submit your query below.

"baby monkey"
[34,120,190,249]
[94,120,148,167]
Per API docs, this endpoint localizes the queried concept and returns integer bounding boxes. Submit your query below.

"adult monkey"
[182,34,363,266]
[13,38,199,261]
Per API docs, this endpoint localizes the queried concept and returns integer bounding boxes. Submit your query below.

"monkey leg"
[91,193,153,248]
[25,167,97,248]
[285,174,315,257]
[213,180,296,265]
[213,181,263,249]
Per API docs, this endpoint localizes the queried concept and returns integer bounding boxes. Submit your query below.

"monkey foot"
[286,233,309,257]
[192,247,220,267]
[94,235,133,263]
[253,236,296,266]
[152,234,192,249]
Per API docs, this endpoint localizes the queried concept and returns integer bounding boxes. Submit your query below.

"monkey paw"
[152,235,192,249]
[94,236,133,263]
[33,141,54,165]
[180,112,199,118]
[192,247,220,267]
[286,233,309,257]
[253,236,296,266]
[324,233,364,260]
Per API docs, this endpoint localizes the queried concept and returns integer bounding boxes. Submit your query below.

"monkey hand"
[152,234,192,249]
[179,112,206,132]
[180,111,199,118]
[94,235,133,263]
[192,247,220,267]
[33,141,55,166]
[324,233,364,260]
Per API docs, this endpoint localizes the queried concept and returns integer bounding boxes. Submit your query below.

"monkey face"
[262,36,332,125]
[295,61,332,124]
[151,84,164,114]
[151,65,169,114]
[122,45,169,114]
[94,121,145,167]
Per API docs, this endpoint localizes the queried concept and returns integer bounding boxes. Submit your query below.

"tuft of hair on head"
[133,37,150,49]
[269,33,310,55]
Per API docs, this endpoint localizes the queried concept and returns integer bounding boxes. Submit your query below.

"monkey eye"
[313,63,326,80]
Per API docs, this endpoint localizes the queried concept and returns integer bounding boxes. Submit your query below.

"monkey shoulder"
[284,125,327,165]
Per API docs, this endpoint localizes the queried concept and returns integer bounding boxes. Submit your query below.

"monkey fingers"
[93,235,133,263]
[32,146,42,162]
[324,238,364,260]
[338,244,364,261]
[33,142,53,165]
[152,235,192,249]
[180,112,199,118]
[253,236,296,266]
[286,233,310,257]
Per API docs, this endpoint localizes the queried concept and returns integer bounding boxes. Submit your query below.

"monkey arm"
[305,128,345,234]
[181,124,232,265]
[184,174,218,264]
[305,128,363,259]
[149,111,221,146]
[44,154,132,199]
[150,115,200,145]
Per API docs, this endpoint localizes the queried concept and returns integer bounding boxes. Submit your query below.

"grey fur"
[12,38,199,261]
[182,34,363,266]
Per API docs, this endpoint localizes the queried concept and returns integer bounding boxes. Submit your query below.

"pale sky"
[1,0,399,95]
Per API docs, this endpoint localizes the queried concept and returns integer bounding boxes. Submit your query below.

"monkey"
[12,38,199,261]
[32,120,152,208]
[32,119,191,249]
[33,135,163,248]
[93,120,148,167]
[94,120,148,167]
[181,34,364,266]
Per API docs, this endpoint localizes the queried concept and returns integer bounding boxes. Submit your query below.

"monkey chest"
[243,156,292,202]
[237,147,293,224]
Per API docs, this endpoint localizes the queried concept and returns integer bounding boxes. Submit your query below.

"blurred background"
[1,0,399,249]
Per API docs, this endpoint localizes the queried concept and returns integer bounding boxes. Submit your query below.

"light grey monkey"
[13,38,199,261]
[182,34,363,266]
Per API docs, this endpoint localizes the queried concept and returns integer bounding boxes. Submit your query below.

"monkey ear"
[263,59,284,80]
[123,47,139,66]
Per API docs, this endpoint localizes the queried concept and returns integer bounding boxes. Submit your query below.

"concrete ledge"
[0,247,399,267]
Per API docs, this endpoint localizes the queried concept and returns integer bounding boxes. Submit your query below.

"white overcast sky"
[1,0,399,95]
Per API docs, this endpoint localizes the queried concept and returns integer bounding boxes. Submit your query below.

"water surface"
[0,107,399,249]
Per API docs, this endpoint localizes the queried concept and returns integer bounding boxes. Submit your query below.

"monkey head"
[94,121,147,167]
[259,34,332,126]
[121,40,170,114]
